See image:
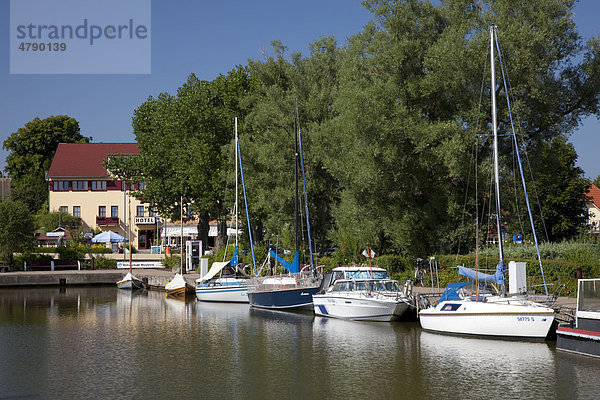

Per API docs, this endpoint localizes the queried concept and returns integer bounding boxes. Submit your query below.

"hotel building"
[47,143,158,250]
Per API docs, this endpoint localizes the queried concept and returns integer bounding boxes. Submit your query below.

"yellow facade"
[49,185,157,250]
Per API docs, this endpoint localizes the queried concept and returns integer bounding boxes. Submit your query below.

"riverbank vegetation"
[2,1,600,290]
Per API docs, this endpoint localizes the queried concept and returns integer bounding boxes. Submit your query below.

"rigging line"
[494,29,549,295]
[493,31,555,271]
[237,140,257,275]
[298,129,315,271]
[222,134,237,263]
[457,46,489,259]
[511,130,527,238]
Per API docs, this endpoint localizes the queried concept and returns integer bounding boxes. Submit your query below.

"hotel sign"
[135,216,156,225]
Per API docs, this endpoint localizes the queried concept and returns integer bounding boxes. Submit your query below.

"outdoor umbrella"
[91,231,125,243]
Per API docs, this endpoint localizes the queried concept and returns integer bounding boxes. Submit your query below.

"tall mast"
[235,117,239,249]
[294,98,299,254]
[180,195,184,275]
[490,25,504,263]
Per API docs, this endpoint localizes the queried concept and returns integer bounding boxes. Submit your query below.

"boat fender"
[417,295,430,310]
[403,280,413,296]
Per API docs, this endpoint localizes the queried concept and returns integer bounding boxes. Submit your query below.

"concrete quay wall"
[0,269,200,289]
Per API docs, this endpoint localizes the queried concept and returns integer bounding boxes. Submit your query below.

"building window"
[73,206,81,218]
[59,206,68,213]
[136,206,144,217]
[53,181,69,191]
[91,181,107,191]
[149,207,157,217]
[111,206,118,218]
[72,180,88,191]
[98,206,106,218]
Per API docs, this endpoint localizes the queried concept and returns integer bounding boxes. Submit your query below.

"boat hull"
[419,300,555,338]
[248,286,320,310]
[116,273,144,290]
[313,295,410,322]
[196,285,249,303]
[556,320,600,358]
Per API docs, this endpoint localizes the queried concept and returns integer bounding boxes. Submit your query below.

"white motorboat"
[556,278,600,358]
[314,278,412,322]
[116,271,144,290]
[419,283,555,338]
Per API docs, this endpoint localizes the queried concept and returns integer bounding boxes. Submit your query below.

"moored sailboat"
[196,118,254,303]
[247,99,322,310]
[418,25,555,339]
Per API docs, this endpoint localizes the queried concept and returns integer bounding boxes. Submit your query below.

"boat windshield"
[578,279,600,313]
[345,270,389,280]
[331,279,400,293]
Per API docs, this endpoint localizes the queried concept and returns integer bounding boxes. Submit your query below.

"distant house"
[36,227,71,247]
[586,184,600,234]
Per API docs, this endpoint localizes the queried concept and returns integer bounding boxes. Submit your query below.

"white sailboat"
[419,25,555,339]
[196,117,251,303]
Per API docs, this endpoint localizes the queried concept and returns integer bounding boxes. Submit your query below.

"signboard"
[117,261,162,269]
[135,216,156,225]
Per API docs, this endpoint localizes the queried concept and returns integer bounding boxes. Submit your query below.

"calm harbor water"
[1,287,599,399]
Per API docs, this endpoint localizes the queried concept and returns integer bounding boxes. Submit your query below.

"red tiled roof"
[47,143,139,179]
[588,184,600,209]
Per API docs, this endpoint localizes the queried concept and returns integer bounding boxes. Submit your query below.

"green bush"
[162,256,181,269]
[92,257,117,269]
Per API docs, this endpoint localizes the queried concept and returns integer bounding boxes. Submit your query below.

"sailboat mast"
[235,117,239,250]
[490,25,504,263]
[294,98,299,254]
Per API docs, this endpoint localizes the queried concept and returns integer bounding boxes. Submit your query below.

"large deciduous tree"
[0,200,34,267]
[3,115,91,213]
[110,68,254,250]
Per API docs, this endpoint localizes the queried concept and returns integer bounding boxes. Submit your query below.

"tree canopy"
[0,200,34,266]
[119,0,599,260]
[3,115,91,213]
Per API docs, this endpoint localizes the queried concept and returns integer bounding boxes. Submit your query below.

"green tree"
[0,200,34,267]
[521,136,591,241]
[108,68,254,250]
[35,210,82,234]
[593,174,600,188]
[316,0,600,256]
[242,38,341,259]
[3,115,91,213]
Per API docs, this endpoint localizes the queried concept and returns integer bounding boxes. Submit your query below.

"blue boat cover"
[269,250,300,274]
[458,260,505,285]
[230,246,238,267]
[438,282,473,303]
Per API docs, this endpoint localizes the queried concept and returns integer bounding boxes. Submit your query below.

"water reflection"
[1,287,600,399]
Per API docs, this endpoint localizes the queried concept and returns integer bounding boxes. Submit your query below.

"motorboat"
[313,278,413,321]
[556,278,600,357]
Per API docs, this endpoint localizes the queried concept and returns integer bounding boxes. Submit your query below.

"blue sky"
[1,0,599,180]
